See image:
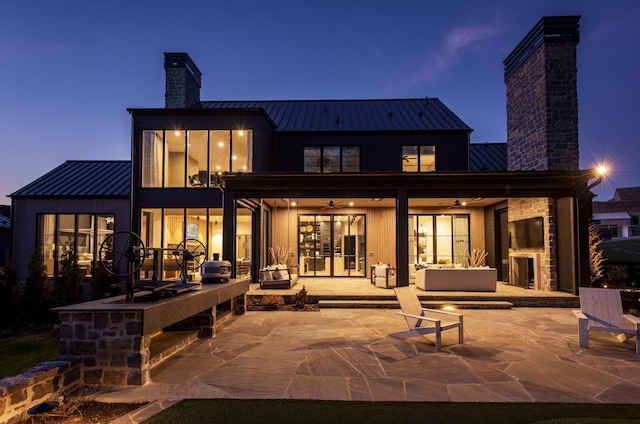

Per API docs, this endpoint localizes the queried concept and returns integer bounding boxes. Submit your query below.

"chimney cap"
[164,52,202,84]
[503,16,580,81]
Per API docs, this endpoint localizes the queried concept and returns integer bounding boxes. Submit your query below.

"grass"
[142,399,640,424]
[601,238,640,263]
[0,333,59,379]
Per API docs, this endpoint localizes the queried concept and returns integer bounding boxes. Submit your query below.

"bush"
[0,254,21,333]
[19,249,55,328]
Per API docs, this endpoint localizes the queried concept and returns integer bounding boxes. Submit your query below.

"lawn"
[601,238,640,263]
[142,399,640,424]
[0,333,59,379]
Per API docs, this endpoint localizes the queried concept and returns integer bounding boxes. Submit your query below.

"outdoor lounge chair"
[573,287,640,354]
[391,287,464,351]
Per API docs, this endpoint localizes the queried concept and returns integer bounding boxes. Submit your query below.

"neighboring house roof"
[612,187,640,201]
[593,186,640,215]
[10,160,131,197]
[593,212,631,221]
[469,143,507,171]
[198,98,471,132]
[0,214,9,229]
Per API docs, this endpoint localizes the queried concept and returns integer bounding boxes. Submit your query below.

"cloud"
[407,23,502,87]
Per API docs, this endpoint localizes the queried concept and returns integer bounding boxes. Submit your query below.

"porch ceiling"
[223,170,596,204]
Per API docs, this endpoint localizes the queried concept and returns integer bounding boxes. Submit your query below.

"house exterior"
[9,161,130,280]
[593,187,640,238]
[9,16,596,294]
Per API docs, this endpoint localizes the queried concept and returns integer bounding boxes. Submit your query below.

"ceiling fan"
[447,198,482,209]
[321,199,343,209]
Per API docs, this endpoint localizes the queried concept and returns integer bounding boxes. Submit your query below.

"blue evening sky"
[1,0,638,202]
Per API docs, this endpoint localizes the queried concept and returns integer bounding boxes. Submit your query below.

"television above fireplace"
[509,217,544,249]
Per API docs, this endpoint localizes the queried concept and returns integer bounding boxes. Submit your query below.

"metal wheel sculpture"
[99,231,146,278]
[174,239,207,272]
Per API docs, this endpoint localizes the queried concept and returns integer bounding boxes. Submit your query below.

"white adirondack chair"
[573,287,640,354]
[391,287,464,351]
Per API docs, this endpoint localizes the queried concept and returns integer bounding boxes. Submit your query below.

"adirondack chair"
[573,287,640,354]
[391,287,464,351]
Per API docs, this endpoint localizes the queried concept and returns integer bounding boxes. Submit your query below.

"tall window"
[141,129,253,188]
[37,213,115,277]
[303,146,360,172]
[408,214,469,264]
[403,145,435,172]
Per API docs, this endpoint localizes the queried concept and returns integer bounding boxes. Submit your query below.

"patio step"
[317,299,513,309]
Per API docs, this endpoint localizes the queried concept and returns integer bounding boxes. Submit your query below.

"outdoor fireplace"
[509,253,539,289]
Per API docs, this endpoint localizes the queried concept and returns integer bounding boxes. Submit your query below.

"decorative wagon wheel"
[173,239,207,272]
[99,231,146,278]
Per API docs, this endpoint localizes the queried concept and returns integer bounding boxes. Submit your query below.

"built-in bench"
[53,278,249,387]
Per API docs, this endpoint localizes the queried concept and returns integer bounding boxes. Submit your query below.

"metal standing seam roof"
[9,160,131,197]
[198,98,471,132]
[469,143,507,171]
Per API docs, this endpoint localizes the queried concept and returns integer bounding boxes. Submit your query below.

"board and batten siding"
[269,206,485,278]
[11,197,130,280]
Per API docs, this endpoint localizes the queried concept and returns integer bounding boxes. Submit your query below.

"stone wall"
[0,357,81,424]
[57,311,150,387]
[506,43,579,172]
[509,197,557,291]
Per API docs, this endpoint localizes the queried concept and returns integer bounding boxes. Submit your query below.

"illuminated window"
[141,129,253,188]
[403,145,435,172]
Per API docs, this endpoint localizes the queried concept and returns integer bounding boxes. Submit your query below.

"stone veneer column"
[504,16,580,291]
[508,198,557,291]
[58,311,150,386]
[505,16,580,171]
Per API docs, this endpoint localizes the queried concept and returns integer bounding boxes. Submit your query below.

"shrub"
[19,249,54,328]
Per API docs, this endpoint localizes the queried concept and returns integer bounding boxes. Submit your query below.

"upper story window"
[303,146,360,173]
[403,145,435,172]
[141,129,253,188]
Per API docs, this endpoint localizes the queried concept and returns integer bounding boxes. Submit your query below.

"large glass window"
[403,145,435,172]
[37,213,115,277]
[303,146,360,172]
[141,129,253,188]
[140,208,242,280]
[408,214,469,265]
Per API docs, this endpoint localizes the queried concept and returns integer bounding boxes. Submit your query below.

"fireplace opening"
[512,256,534,289]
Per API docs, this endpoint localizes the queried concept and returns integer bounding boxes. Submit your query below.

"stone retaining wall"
[0,357,81,424]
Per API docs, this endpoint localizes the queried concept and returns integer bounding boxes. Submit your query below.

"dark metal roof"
[469,143,507,171]
[10,160,131,198]
[0,213,9,229]
[199,98,471,132]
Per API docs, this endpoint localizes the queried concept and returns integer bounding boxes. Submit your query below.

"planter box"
[415,267,497,291]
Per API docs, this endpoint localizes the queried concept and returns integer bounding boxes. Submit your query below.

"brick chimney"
[164,52,202,108]
[504,16,580,171]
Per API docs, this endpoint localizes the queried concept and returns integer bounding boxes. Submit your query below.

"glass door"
[298,214,366,277]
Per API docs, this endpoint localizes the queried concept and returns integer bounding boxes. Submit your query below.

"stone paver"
[96,308,640,422]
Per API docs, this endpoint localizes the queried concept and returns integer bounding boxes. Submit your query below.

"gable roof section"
[612,187,640,201]
[10,160,131,198]
[198,98,471,132]
[469,143,507,171]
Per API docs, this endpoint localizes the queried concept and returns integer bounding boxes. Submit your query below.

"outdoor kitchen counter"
[53,278,249,387]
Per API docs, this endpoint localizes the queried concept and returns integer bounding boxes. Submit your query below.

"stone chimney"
[164,52,202,108]
[504,16,580,171]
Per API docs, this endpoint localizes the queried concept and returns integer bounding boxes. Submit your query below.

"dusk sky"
[1,0,639,203]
